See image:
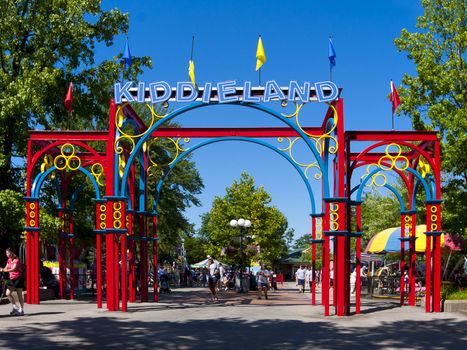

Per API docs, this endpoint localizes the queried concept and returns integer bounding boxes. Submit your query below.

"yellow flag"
[256,36,266,71]
[188,59,196,87]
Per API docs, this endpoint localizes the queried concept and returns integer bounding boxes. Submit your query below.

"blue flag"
[123,39,132,70]
[328,37,336,68]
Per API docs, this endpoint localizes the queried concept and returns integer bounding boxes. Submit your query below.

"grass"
[446,289,467,300]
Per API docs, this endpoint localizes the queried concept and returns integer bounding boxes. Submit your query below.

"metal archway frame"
[24,90,443,317]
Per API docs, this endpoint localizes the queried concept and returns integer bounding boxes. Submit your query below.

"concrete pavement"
[0,282,466,349]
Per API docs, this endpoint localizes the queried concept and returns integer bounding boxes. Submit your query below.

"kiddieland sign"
[114,80,339,104]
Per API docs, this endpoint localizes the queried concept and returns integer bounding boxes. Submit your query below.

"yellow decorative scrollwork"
[54,144,81,171]
[418,157,431,178]
[90,163,105,186]
[281,102,339,157]
[40,154,53,173]
[99,204,106,230]
[277,137,322,179]
[146,137,189,177]
[404,215,412,235]
[330,204,339,231]
[115,103,168,155]
[362,143,410,187]
[430,205,438,231]
[278,102,340,180]
[315,217,323,239]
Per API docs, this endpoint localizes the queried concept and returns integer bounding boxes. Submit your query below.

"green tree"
[200,172,293,267]
[361,189,401,243]
[293,234,312,250]
[394,0,466,236]
[0,1,151,192]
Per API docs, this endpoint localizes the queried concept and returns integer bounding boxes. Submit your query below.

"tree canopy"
[200,172,293,267]
[0,2,206,254]
[0,1,152,191]
[394,0,466,236]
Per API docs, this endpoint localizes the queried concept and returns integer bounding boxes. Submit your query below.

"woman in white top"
[207,256,218,301]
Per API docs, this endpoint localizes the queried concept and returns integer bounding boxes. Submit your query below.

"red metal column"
[408,212,417,306]
[105,200,117,311]
[399,214,407,306]
[25,198,40,304]
[66,211,75,300]
[335,98,347,316]
[127,211,136,303]
[355,203,362,314]
[139,213,148,302]
[311,215,316,305]
[95,200,106,308]
[152,213,159,302]
[57,209,67,299]
[427,202,442,312]
[322,203,330,316]
[425,205,432,312]
[432,141,442,312]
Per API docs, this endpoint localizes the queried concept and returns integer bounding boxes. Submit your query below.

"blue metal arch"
[351,183,406,212]
[32,166,102,200]
[355,167,432,203]
[120,101,329,198]
[149,137,317,214]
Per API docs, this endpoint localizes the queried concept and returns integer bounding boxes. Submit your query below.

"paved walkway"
[1,282,466,349]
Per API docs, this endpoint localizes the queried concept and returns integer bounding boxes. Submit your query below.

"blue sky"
[100,1,422,242]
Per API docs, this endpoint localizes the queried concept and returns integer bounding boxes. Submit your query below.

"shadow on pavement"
[1,315,466,349]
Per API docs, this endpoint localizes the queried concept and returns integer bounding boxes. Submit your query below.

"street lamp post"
[230,218,252,293]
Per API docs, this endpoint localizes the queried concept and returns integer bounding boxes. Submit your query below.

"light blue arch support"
[351,183,406,212]
[32,166,102,200]
[120,102,329,198]
[150,137,317,215]
[356,167,432,203]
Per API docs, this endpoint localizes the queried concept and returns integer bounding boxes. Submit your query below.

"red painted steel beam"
[345,130,438,141]
[29,130,109,141]
[152,127,323,138]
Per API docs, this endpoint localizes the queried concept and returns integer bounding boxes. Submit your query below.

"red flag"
[390,80,400,114]
[64,82,73,112]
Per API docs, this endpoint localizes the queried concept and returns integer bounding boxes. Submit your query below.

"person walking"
[305,266,312,293]
[207,256,219,301]
[295,265,306,293]
[256,263,271,299]
[0,248,25,316]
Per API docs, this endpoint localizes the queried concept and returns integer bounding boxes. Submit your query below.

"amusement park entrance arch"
[24,82,442,316]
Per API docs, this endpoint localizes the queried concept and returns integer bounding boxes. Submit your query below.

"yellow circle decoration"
[30,219,36,227]
[100,204,106,212]
[114,220,122,229]
[431,223,438,231]
[113,211,122,220]
[113,202,122,211]
[100,222,106,230]
[100,213,106,221]
[30,211,36,219]
[29,202,36,210]
[430,206,438,213]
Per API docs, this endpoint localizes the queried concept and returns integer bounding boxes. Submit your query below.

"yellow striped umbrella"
[365,225,445,254]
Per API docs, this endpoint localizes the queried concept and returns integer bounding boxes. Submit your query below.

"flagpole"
[391,78,394,130]
[259,68,261,86]
[191,36,195,61]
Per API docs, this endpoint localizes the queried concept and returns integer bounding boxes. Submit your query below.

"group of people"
[294,265,321,293]
[205,257,274,302]
[0,248,25,316]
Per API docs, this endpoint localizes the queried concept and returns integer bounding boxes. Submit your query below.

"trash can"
[235,274,250,292]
